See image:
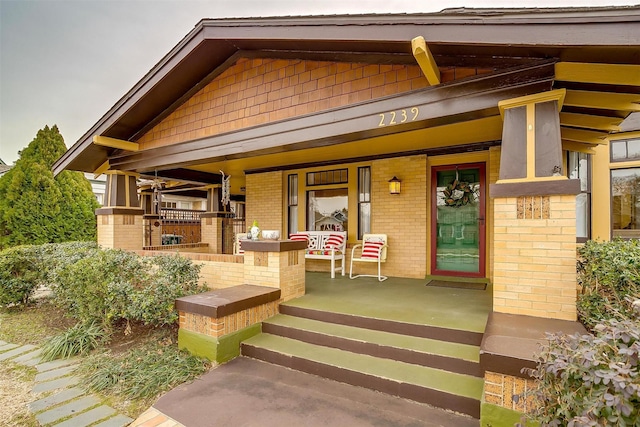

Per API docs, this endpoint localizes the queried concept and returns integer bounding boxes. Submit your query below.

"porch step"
[263,314,482,377]
[241,333,483,418]
[279,304,483,346]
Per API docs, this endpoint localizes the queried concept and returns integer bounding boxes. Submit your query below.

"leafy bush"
[0,245,42,306]
[40,322,107,361]
[52,249,205,328]
[0,242,98,307]
[526,318,640,426]
[80,338,209,399]
[577,239,640,330]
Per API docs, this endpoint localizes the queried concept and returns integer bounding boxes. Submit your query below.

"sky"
[0,0,637,166]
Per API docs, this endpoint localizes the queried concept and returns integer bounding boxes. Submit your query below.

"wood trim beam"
[560,127,609,144]
[411,36,440,86]
[562,140,596,154]
[564,90,640,111]
[93,136,139,151]
[556,62,640,86]
[497,89,566,119]
[607,130,640,141]
[93,160,110,177]
[559,112,623,132]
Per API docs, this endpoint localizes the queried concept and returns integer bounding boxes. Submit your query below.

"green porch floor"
[284,272,493,334]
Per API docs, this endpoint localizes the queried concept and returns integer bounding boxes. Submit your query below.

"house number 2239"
[378,107,419,127]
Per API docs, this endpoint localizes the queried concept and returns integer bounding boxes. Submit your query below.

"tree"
[0,125,99,248]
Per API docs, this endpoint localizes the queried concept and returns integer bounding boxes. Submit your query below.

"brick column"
[96,171,143,250]
[492,195,577,320]
[491,89,580,321]
[201,213,228,253]
[242,240,306,302]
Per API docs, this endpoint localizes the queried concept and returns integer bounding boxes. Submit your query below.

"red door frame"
[430,163,486,278]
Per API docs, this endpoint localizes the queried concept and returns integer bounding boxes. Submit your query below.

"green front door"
[431,164,486,277]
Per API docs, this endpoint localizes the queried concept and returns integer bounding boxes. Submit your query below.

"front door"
[431,163,486,277]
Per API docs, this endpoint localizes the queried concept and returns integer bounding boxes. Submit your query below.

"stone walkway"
[0,340,133,427]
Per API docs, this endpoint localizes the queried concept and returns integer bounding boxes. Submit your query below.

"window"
[161,201,177,208]
[288,174,298,235]
[306,169,348,186]
[358,167,371,239]
[612,168,640,239]
[567,151,591,241]
[611,138,640,162]
[307,189,348,232]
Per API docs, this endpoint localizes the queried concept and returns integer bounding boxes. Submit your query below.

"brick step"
[263,314,482,377]
[241,333,483,418]
[279,304,483,346]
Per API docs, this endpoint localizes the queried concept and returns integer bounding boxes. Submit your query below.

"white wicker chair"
[349,233,388,282]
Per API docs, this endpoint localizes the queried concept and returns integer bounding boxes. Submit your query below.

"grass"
[0,299,211,420]
[0,297,75,344]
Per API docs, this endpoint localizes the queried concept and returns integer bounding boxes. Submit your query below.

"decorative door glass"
[433,166,484,275]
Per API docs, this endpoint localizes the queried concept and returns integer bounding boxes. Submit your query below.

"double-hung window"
[610,138,640,239]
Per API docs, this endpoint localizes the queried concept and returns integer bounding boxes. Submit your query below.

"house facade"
[52,7,639,423]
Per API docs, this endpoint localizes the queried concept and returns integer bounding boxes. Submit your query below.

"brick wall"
[364,155,428,279]
[138,58,492,149]
[97,214,143,250]
[484,372,537,414]
[179,300,279,338]
[493,194,577,320]
[200,217,223,253]
[138,250,244,289]
[246,171,283,231]
[243,249,306,301]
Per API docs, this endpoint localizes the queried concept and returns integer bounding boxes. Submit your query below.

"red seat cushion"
[289,233,310,247]
[323,234,344,250]
[361,241,384,259]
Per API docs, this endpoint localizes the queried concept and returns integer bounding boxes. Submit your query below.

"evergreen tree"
[0,125,99,248]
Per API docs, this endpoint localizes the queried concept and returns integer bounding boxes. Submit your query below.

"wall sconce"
[388,176,401,195]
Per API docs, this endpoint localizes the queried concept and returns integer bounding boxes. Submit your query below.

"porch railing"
[160,208,205,245]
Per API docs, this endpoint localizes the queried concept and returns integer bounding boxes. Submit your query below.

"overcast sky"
[0,0,636,165]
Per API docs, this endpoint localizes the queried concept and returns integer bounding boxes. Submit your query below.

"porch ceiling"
[51,7,640,180]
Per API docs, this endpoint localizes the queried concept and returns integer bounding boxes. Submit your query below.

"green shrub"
[578,239,640,329]
[52,250,205,328]
[52,249,141,327]
[0,242,99,307]
[526,318,640,426]
[0,245,42,306]
[40,322,107,361]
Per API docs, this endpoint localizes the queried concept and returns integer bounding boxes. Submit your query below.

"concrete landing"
[152,357,478,427]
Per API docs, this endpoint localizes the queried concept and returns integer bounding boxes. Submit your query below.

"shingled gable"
[52,7,640,177]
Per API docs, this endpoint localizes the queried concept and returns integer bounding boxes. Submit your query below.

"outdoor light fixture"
[388,176,401,194]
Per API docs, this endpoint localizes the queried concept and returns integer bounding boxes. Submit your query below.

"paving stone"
[12,348,42,364]
[0,343,20,353]
[21,354,44,366]
[92,414,135,427]
[0,344,37,361]
[35,395,100,425]
[35,364,77,383]
[32,375,80,393]
[29,387,86,413]
[52,405,116,427]
[36,357,79,373]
